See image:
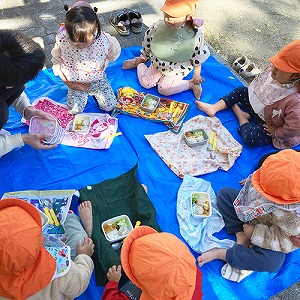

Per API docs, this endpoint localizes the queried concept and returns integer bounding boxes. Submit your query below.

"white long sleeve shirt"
[0,91,31,157]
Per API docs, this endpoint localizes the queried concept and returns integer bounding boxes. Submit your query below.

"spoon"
[111,241,123,250]
[111,220,142,251]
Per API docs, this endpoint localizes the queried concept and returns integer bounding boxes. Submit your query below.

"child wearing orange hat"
[197,149,300,277]
[122,0,210,101]
[196,40,300,149]
[102,226,203,299]
[0,198,94,300]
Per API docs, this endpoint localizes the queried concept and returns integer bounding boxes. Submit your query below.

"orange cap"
[0,198,56,299]
[252,149,300,204]
[121,226,197,300]
[269,40,300,73]
[161,0,199,18]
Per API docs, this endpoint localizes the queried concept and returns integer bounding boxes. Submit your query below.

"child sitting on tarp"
[0,198,94,299]
[102,226,203,299]
[197,149,300,280]
[51,1,121,114]
[196,40,300,149]
[122,0,210,101]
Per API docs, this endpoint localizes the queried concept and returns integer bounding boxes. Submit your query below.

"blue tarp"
[1,46,299,299]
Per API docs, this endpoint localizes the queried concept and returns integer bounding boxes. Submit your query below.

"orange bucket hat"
[252,149,300,205]
[161,0,199,18]
[121,226,197,300]
[269,40,300,73]
[0,198,56,300]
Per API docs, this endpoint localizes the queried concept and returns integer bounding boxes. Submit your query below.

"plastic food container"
[184,129,208,147]
[190,192,212,218]
[101,215,133,243]
[72,114,91,133]
[29,116,64,144]
[140,94,160,113]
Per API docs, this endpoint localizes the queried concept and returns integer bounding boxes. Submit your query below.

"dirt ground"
[197,0,300,72]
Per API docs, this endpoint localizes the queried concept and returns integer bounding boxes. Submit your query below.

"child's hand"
[243,224,254,238]
[77,237,94,257]
[290,234,300,248]
[239,178,247,186]
[107,265,122,282]
[192,74,204,85]
[263,124,276,137]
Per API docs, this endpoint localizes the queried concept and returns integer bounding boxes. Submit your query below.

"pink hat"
[161,0,199,18]
[269,40,300,73]
[121,226,197,300]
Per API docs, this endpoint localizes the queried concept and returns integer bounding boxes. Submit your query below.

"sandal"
[127,10,143,33]
[110,11,130,36]
[232,54,250,71]
[238,62,260,79]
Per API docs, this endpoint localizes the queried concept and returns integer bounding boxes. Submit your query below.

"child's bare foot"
[78,201,93,237]
[195,101,217,117]
[197,248,226,267]
[189,82,202,100]
[232,104,250,126]
[236,231,251,247]
[122,59,137,70]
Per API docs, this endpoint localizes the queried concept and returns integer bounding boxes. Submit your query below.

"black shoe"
[110,11,130,36]
[127,10,143,34]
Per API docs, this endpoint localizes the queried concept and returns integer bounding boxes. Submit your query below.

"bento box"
[72,114,91,133]
[29,116,64,144]
[101,215,134,243]
[140,94,160,113]
[190,192,212,218]
[184,129,208,147]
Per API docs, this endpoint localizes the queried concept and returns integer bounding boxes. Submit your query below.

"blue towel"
[0,46,299,300]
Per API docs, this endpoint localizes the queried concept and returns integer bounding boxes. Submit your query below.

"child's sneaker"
[127,10,143,34]
[110,11,130,36]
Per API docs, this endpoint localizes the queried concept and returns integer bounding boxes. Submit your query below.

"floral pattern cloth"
[145,115,242,177]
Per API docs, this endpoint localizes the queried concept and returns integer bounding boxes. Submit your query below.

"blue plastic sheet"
[1,46,299,300]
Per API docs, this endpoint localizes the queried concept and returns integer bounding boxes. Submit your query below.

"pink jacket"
[264,92,300,149]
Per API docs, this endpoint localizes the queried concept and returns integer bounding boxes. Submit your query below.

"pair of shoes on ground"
[232,54,260,79]
[110,9,143,36]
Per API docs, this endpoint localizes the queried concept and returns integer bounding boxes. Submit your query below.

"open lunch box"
[101,215,134,243]
[184,129,208,147]
[140,94,160,113]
